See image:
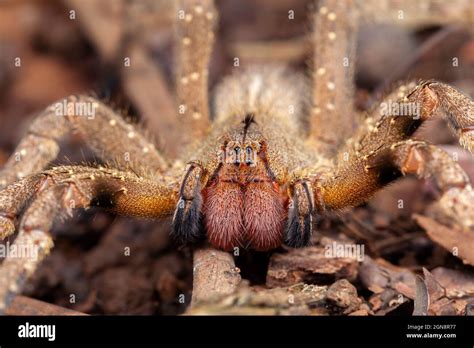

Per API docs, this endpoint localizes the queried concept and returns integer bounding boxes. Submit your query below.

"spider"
[0,0,473,312]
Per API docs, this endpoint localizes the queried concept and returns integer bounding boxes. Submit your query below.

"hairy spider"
[0,0,473,312]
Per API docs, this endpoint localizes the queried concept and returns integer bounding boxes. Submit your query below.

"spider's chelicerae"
[0,0,474,312]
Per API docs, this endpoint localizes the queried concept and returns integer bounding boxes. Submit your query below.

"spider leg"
[319,80,474,211]
[391,140,473,229]
[175,0,217,145]
[320,139,474,233]
[0,96,168,189]
[346,81,474,158]
[309,0,360,156]
[296,78,473,243]
[0,165,178,312]
[319,140,473,230]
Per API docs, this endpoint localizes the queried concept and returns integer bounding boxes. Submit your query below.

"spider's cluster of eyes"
[217,146,258,166]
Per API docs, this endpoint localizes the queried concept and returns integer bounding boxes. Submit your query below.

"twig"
[190,247,241,306]
[122,43,183,158]
[361,0,474,32]
[6,296,87,316]
[373,25,463,98]
[63,0,123,62]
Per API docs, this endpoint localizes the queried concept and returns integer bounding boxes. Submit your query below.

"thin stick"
[6,296,87,316]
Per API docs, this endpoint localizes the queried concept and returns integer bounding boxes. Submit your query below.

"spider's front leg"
[293,81,474,243]
[319,140,474,230]
[0,96,168,190]
[346,81,474,157]
[0,166,178,312]
[284,135,474,250]
[328,79,474,204]
[390,140,474,229]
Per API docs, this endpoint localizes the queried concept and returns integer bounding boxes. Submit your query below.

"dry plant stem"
[0,95,168,190]
[361,0,474,33]
[310,0,359,155]
[121,1,183,159]
[63,0,123,62]
[374,26,463,97]
[122,44,183,159]
[0,166,178,312]
[66,0,180,158]
[175,0,217,144]
[190,247,241,306]
[6,296,87,316]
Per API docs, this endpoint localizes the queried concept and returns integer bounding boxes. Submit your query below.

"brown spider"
[0,0,474,312]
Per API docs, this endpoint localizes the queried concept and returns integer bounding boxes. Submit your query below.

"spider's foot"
[172,162,205,244]
[284,179,314,248]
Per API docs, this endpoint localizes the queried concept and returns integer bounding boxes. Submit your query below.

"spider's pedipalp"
[0,95,168,190]
[284,179,315,248]
[172,162,206,244]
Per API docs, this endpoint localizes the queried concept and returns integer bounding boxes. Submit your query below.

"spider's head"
[173,114,288,250]
[173,114,289,252]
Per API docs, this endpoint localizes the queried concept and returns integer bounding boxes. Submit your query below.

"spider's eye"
[245,146,254,165]
[234,146,241,164]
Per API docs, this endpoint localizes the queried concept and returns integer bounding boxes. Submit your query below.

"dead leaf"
[414,214,474,266]
[413,275,429,315]
[267,245,359,287]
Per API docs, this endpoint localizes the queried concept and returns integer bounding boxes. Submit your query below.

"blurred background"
[0,0,473,314]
